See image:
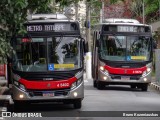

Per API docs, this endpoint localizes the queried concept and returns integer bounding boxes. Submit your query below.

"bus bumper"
[98,70,152,85]
[12,82,84,102]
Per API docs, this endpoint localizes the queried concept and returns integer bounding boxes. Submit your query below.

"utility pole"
[102,0,104,22]
[86,0,91,52]
[142,0,145,24]
[75,2,78,20]
[85,0,92,79]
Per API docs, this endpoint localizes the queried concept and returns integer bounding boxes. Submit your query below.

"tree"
[144,0,159,23]
[0,0,52,63]
[105,0,159,23]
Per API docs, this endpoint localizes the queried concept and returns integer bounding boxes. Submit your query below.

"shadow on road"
[8,102,77,112]
[85,85,147,92]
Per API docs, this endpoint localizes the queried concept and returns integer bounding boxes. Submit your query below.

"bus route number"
[57,83,69,88]
[133,71,142,74]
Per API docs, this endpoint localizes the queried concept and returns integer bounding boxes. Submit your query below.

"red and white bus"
[8,14,86,109]
[92,18,153,91]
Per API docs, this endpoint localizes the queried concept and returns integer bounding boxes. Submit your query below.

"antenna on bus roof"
[103,18,140,24]
[27,14,68,21]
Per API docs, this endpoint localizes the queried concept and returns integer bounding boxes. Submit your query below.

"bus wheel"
[130,85,136,89]
[73,99,82,109]
[93,80,97,87]
[141,84,148,91]
[97,82,105,90]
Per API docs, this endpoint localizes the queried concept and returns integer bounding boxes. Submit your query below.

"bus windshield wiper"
[53,34,63,51]
[113,35,122,48]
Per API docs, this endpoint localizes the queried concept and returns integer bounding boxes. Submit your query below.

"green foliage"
[0,0,52,63]
[107,0,159,23]
[145,0,159,15]
[90,0,102,27]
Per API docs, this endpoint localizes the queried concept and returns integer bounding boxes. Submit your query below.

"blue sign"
[48,64,54,71]
[126,56,131,61]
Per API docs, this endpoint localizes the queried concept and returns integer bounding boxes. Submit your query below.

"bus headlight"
[71,82,77,90]
[142,67,152,77]
[14,81,19,86]
[147,68,151,72]
[100,66,104,71]
[13,81,26,92]
[143,78,147,82]
[100,66,109,76]
[19,84,26,91]
[71,79,83,90]
[103,76,108,80]
[19,94,24,99]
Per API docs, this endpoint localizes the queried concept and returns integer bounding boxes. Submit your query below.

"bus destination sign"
[117,26,146,33]
[26,23,71,32]
[117,26,137,32]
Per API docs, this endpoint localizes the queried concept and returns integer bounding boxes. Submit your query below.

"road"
[1,79,160,120]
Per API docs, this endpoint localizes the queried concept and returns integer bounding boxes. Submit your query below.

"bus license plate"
[43,92,54,97]
[121,76,130,80]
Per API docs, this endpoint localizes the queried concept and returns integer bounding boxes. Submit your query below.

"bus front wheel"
[130,85,136,89]
[93,80,97,87]
[97,82,105,90]
[141,84,148,91]
[73,99,82,109]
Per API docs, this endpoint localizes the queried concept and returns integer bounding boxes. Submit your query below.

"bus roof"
[26,13,77,23]
[98,18,150,27]
[103,18,140,24]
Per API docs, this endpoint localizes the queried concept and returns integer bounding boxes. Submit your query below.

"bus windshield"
[12,36,82,72]
[100,35,152,62]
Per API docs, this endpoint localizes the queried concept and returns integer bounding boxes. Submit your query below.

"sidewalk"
[0,76,9,109]
[0,77,7,87]
[0,76,8,95]
[150,77,160,91]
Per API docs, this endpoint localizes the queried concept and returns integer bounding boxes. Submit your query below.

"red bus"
[92,18,153,91]
[8,14,86,109]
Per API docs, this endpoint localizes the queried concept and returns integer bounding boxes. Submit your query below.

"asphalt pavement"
[0,75,160,120]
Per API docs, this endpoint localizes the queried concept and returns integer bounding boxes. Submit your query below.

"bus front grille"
[110,74,141,80]
[28,89,70,97]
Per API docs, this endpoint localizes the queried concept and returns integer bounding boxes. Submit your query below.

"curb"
[0,95,10,107]
[150,82,160,91]
[0,80,7,87]
[0,87,9,95]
